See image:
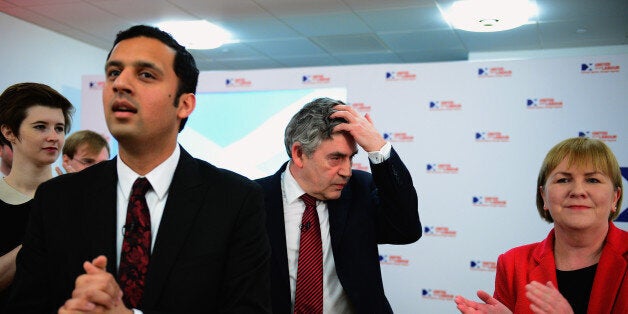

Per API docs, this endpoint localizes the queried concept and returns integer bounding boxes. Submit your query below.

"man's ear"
[291,143,305,168]
[176,93,196,119]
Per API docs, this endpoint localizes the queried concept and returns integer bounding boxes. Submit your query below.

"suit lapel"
[83,159,119,275]
[266,169,289,276]
[529,230,557,285]
[142,149,205,307]
[261,163,292,308]
[327,182,352,253]
[588,223,628,313]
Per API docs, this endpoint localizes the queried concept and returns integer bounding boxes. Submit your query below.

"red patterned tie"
[119,177,152,308]
[294,194,323,314]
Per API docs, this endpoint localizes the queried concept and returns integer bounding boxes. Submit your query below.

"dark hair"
[107,25,199,131]
[63,130,110,158]
[284,97,347,158]
[0,82,74,147]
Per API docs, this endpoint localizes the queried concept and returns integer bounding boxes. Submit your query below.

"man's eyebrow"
[329,152,347,158]
[105,60,122,70]
[328,151,357,158]
[104,60,164,76]
[133,61,164,75]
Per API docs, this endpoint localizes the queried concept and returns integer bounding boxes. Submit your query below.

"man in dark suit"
[255,97,421,313]
[4,25,270,314]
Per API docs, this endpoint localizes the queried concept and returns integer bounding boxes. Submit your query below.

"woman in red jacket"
[455,137,626,314]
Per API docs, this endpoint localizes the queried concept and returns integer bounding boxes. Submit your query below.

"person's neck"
[118,141,177,176]
[553,223,608,271]
[4,161,52,198]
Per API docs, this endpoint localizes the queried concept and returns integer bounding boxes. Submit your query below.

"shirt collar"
[117,145,181,200]
[282,161,308,205]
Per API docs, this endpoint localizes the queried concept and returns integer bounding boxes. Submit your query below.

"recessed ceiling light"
[156,20,233,50]
[443,0,538,32]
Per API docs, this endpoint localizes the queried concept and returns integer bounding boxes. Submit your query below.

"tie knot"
[131,177,151,197]
[300,194,317,208]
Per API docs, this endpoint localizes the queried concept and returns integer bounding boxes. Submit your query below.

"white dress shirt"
[281,142,391,313]
[115,145,180,314]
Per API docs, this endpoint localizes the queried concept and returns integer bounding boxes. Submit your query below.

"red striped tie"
[294,194,323,314]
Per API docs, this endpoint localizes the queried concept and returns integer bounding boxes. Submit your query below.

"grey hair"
[284,97,347,158]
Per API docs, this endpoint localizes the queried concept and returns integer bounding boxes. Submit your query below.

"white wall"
[0,12,106,131]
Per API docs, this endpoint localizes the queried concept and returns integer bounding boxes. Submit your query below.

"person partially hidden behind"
[55,129,110,174]
[0,141,12,176]
[455,137,626,314]
[255,97,422,313]
[0,82,74,306]
[4,25,270,313]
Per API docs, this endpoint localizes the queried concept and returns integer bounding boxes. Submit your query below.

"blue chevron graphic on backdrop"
[616,167,628,222]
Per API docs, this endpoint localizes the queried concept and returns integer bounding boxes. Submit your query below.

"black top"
[0,199,33,255]
[0,199,33,307]
[557,263,598,314]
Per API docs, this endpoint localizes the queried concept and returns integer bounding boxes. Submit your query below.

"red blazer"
[494,222,628,314]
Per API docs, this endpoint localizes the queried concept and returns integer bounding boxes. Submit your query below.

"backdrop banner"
[82,53,627,313]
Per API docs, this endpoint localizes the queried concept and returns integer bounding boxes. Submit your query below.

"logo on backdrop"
[383,132,414,142]
[88,81,105,90]
[617,167,628,222]
[473,196,507,207]
[424,226,457,237]
[422,289,454,301]
[351,102,372,113]
[225,78,252,87]
[578,131,617,142]
[385,70,416,81]
[478,66,512,78]
[429,100,462,111]
[427,163,459,174]
[302,74,330,84]
[476,132,510,142]
[379,254,409,266]
[352,162,370,172]
[526,98,563,109]
[470,260,497,272]
[581,62,620,74]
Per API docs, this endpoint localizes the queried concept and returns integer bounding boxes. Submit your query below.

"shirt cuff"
[367,142,392,164]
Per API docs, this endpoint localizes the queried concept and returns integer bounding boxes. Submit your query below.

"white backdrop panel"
[82,53,628,313]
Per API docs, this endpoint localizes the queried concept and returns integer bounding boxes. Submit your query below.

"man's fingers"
[91,255,108,270]
[59,297,96,312]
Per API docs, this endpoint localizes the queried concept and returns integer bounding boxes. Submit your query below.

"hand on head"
[454,290,512,314]
[329,104,386,152]
[58,255,131,314]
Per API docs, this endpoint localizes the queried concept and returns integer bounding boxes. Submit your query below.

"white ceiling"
[1,0,627,71]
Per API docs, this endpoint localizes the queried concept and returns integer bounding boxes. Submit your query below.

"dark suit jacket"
[494,222,628,314]
[255,148,421,314]
[4,147,271,314]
